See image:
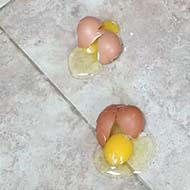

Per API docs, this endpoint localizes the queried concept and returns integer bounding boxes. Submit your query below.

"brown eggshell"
[77,16,103,48]
[96,105,117,147]
[97,30,122,64]
[116,105,145,138]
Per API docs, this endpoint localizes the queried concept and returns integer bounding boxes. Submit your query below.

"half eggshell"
[77,16,103,48]
[116,105,145,138]
[97,30,122,64]
[96,105,117,147]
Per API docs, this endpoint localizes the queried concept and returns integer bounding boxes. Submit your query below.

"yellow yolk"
[104,134,133,166]
[101,20,120,33]
[86,40,98,54]
[83,41,98,61]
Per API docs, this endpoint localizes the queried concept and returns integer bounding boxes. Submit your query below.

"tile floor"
[0,0,190,190]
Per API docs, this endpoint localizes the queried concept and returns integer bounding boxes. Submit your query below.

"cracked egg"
[94,104,155,178]
[68,16,123,79]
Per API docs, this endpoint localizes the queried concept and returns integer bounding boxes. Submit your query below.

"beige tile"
[0,30,148,190]
[0,0,190,189]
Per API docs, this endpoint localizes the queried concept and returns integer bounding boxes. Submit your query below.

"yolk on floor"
[101,20,120,33]
[104,134,133,166]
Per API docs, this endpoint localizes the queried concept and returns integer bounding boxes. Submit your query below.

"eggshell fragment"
[96,105,117,147]
[116,105,145,138]
[77,16,103,48]
[97,30,122,64]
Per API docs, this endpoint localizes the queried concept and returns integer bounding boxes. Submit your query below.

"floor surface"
[0,0,190,190]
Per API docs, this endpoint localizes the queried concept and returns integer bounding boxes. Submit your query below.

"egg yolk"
[83,41,98,61]
[86,40,98,54]
[104,134,133,166]
[101,20,120,33]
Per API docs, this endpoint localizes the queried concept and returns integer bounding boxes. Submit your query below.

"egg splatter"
[94,104,155,178]
[68,16,123,78]
[94,132,155,178]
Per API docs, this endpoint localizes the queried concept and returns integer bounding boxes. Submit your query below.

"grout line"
[126,163,153,190]
[0,0,15,10]
[136,176,153,190]
[0,25,95,135]
[0,26,153,190]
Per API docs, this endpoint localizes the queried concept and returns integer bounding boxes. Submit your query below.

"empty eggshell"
[96,105,117,147]
[97,30,122,64]
[116,105,145,138]
[77,16,103,48]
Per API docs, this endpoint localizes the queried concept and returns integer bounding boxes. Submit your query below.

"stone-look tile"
[0,0,190,189]
[0,0,10,8]
[0,30,148,190]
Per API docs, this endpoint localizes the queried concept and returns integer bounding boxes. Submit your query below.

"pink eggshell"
[116,105,145,138]
[97,31,122,64]
[77,16,103,48]
[96,105,117,147]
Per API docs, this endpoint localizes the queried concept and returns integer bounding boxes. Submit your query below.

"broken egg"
[94,104,155,178]
[68,16,123,78]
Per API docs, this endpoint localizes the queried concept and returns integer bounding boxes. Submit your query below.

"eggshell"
[116,105,145,138]
[96,105,117,147]
[77,16,103,48]
[97,30,122,64]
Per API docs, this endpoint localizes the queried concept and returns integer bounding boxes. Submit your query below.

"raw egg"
[77,16,103,48]
[101,20,120,33]
[94,105,155,178]
[69,16,123,79]
[104,134,133,166]
[94,132,155,178]
[97,31,122,64]
[68,47,102,78]
[128,132,155,171]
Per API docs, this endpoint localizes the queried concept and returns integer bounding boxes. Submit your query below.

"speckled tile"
[0,30,149,190]
[0,0,190,189]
